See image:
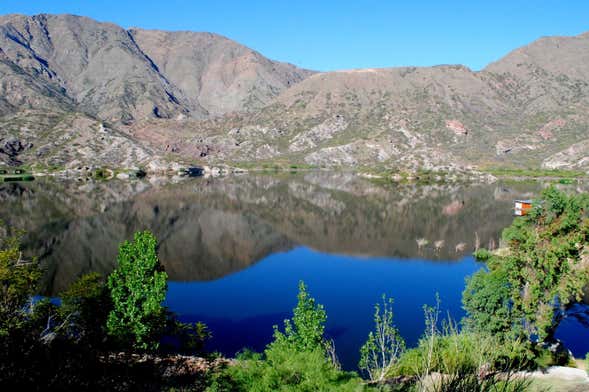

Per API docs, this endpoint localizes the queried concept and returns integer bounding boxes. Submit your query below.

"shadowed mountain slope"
[0,14,313,123]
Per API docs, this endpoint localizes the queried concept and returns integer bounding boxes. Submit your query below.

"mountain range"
[0,13,588,171]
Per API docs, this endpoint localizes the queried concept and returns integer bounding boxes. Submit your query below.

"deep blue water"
[555,304,589,358]
[167,246,483,369]
[6,176,589,370]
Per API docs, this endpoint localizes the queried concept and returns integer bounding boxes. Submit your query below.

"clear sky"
[0,1,587,72]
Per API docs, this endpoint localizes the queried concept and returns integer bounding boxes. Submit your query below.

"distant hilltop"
[1,13,589,172]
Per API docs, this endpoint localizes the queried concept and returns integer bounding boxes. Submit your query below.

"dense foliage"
[1,229,210,390]
[463,186,589,342]
[107,230,168,350]
[58,272,111,346]
[390,300,532,392]
[0,230,40,336]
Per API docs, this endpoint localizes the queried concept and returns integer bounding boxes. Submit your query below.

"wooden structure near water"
[514,199,533,216]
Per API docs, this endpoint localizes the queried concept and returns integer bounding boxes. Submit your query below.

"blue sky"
[0,1,587,71]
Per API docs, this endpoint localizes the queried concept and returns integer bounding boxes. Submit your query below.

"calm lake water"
[2,172,589,369]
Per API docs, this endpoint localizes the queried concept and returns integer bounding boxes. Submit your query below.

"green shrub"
[107,231,168,351]
[206,281,365,391]
[210,347,363,392]
[0,230,41,336]
[93,168,107,179]
[270,281,328,354]
[391,298,536,380]
[164,318,211,355]
[463,186,589,342]
[390,322,535,390]
[462,268,516,338]
[59,272,111,346]
[472,248,492,261]
[421,371,531,392]
[359,295,405,381]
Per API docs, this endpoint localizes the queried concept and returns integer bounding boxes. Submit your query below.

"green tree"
[0,230,40,336]
[359,295,405,382]
[270,281,327,353]
[463,186,589,342]
[107,231,168,350]
[59,272,111,346]
[462,268,518,338]
[208,281,363,391]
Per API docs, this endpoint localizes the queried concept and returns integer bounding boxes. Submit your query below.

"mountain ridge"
[0,13,588,172]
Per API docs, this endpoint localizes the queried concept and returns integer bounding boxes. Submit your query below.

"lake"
[2,172,589,369]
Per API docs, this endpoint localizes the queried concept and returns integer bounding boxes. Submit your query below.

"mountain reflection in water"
[3,173,589,368]
[0,172,565,295]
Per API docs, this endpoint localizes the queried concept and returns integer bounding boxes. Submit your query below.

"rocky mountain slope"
[0,14,312,169]
[0,14,311,122]
[128,31,589,171]
[128,28,313,117]
[0,13,588,171]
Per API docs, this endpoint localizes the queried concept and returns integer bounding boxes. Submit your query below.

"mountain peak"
[0,13,314,122]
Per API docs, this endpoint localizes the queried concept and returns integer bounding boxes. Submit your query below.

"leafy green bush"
[270,281,328,354]
[0,230,41,336]
[206,281,365,391]
[107,231,168,351]
[462,268,516,338]
[209,347,363,392]
[359,295,405,382]
[392,295,539,376]
[472,248,492,261]
[393,329,484,377]
[93,167,108,179]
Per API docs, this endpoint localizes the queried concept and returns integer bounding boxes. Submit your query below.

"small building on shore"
[514,199,533,216]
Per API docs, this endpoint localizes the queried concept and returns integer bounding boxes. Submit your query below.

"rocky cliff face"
[0,13,588,171]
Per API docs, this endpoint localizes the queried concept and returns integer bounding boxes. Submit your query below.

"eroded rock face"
[537,118,566,141]
[289,115,349,152]
[0,112,169,170]
[543,139,589,170]
[0,136,29,166]
[445,120,468,136]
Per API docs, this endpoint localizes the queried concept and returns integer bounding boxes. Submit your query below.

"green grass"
[232,160,319,171]
[360,168,474,186]
[484,167,586,178]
